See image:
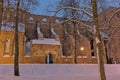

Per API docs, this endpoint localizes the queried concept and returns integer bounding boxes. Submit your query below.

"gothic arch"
[45,53,54,64]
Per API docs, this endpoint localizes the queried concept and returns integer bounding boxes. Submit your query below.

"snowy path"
[0,64,120,80]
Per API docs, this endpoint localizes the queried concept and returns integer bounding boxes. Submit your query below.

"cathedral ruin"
[0,1,120,64]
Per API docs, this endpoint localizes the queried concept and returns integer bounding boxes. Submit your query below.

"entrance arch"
[46,53,53,64]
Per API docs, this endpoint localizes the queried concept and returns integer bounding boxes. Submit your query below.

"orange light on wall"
[80,47,84,51]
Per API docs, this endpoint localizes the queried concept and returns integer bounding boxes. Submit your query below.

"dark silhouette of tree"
[50,0,107,79]
[2,0,40,76]
[58,0,81,63]
[0,0,3,34]
[14,0,20,76]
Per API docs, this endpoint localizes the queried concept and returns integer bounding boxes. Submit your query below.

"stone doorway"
[46,53,53,64]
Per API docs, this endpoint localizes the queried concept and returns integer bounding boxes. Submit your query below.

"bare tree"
[2,0,40,76]
[58,0,82,63]
[58,0,81,18]
[14,0,39,76]
[91,0,106,80]
[20,0,40,11]
[0,0,3,34]
[50,0,107,79]
[14,0,20,76]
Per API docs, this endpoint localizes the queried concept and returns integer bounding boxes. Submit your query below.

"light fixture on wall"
[80,47,84,51]
[80,47,85,63]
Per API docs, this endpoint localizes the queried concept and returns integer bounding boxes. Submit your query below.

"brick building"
[99,7,120,64]
[0,1,119,64]
[0,22,26,63]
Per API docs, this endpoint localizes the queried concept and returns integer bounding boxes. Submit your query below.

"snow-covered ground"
[0,64,120,80]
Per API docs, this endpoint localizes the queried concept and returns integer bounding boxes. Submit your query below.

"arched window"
[13,42,15,56]
[56,19,60,23]
[90,40,95,56]
[42,18,47,22]
[29,16,33,21]
[46,53,53,64]
[4,39,10,55]
[26,41,30,56]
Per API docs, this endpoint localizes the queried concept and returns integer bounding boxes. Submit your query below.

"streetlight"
[80,47,84,51]
[80,47,84,63]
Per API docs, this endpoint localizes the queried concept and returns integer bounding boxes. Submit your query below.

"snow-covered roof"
[32,38,61,45]
[1,22,25,32]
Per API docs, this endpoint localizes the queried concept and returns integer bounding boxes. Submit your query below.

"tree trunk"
[74,22,77,64]
[91,0,106,80]
[0,0,3,34]
[14,0,20,76]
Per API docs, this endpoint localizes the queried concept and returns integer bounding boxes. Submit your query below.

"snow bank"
[0,64,120,80]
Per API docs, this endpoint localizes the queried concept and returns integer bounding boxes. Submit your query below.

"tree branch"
[53,6,93,17]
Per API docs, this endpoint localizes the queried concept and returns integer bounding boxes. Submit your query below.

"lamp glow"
[80,47,84,51]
